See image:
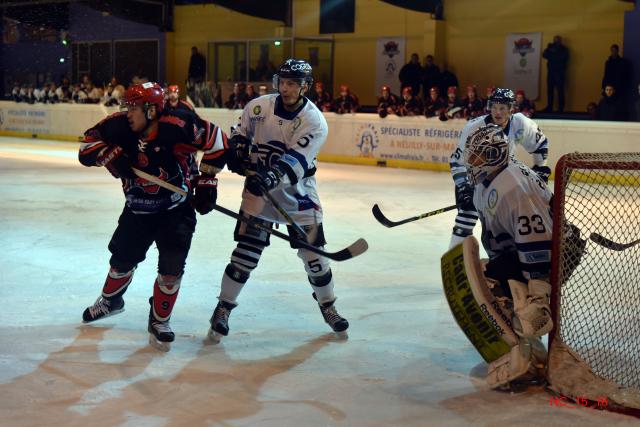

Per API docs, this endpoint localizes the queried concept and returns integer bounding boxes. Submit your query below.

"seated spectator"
[246,84,259,101]
[33,84,48,103]
[85,82,103,104]
[376,85,399,118]
[225,82,249,109]
[397,87,423,116]
[424,86,445,118]
[483,86,495,112]
[596,84,627,121]
[462,85,484,120]
[308,82,332,112]
[57,77,71,102]
[514,89,535,117]
[333,85,359,114]
[441,86,464,120]
[46,83,59,103]
[586,102,598,120]
[165,84,194,112]
[71,83,87,103]
[102,83,118,106]
[11,83,21,102]
[24,86,35,104]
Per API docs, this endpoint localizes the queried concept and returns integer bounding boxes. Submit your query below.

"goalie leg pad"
[508,279,553,338]
[486,337,547,390]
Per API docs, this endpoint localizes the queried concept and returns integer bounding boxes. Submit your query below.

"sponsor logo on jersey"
[355,123,379,158]
[514,128,524,143]
[487,188,498,209]
[253,105,262,115]
[137,138,148,152]
[524,250,551,263]
[292,117,302,131]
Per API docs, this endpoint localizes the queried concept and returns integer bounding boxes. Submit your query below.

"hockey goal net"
[548,152,640,416]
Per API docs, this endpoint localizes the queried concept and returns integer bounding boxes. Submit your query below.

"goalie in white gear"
[448,88,551,249]
[462,124,554,390]
[207,59,349,342]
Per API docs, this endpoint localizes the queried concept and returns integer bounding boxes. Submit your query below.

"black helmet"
[488,88,515,108]
[272,59,313,90]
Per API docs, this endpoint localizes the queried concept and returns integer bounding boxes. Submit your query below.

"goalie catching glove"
[192,174,218,215]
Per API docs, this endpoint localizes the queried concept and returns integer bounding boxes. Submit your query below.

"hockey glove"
[226,133,252,176]
[455,181,475,212]
[96,145,136,179]
[246,165,284,197]
[532,165,551,183]
[192,174,218,215]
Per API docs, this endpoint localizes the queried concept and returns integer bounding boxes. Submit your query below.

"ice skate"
[313,293,349,339]
[208,300,237,343]
[82,296,124,323]
[148,297,174,352]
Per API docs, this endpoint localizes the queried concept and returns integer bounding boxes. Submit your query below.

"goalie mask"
[465,124,509,185]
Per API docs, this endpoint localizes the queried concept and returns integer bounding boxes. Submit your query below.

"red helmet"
[167,84,179,94]
[402,86,412,96]
[447,86,457,95]
[124,82,165,114]
[340,84,349,93]
[516,89,525,97]
[381,85,390,93]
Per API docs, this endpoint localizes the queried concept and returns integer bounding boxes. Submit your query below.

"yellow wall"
[170,0,632,110]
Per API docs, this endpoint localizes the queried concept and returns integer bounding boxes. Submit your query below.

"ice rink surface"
[0,136,636,426]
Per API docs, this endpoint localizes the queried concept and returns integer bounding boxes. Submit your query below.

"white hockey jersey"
[450,113,549,186]
[235,94,328,225]
[473,159,553,281]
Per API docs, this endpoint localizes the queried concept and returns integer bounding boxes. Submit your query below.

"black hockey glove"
[455,181,475,211]
[246,166,284,197]
[226,133,251,176]
[192,174,218,215]
[532,165,551,183]
[96,145,136,179]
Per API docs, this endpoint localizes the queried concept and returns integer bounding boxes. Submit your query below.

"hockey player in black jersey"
[78,82,228,351]
[165,84,195,113]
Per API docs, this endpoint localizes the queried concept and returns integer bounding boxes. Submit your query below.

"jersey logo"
[514,128,524,143]
[256,141,287,167]
[487,189,498,209]
[253,105,262,115]
[138,138,148,152]
[292,117,302,131]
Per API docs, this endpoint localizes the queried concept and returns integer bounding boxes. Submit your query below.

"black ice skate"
[82,296,125,323]
[208,299,237,343]
[148,297,174,352]
[313,293,349,338]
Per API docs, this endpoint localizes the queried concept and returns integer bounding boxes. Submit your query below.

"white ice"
[0,136,636,426]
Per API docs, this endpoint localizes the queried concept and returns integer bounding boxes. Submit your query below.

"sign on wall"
[0,105,50,134]
[376,37,405,97]
[503,32,542,99]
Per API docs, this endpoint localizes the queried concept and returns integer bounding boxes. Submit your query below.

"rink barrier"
[2,101,640,174]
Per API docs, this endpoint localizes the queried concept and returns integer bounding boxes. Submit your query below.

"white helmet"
[464,124,509,185]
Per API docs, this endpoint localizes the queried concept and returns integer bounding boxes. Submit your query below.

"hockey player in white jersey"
[463,124,554,389]
[207,59,349,341]
[448,88,551,249]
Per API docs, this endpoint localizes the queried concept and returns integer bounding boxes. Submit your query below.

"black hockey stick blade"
[589,233,640,252]
[131,168,368,261]
[213,204,368,261]
[372,204,457,228]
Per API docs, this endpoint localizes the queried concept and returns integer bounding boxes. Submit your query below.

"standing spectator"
[397,87,423,116]
[514,89,535,118]
[439,64,459,99]
[441,86,464,120]
[308,82,332,112]
[424,86,445,118]
[225,82,249,110]
[542,35,569,113]
[333,85,359,114]
[463,85,484,120]
[421,55,441,100]
[254,54,276,81]
[633,83,640,122]
[188,46,207,85]
[399,53,422,96]
[376,85,399,118]
[597,84,627,121]
[602,44,632,103]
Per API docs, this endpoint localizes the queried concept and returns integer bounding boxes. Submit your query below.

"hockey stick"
[589,232,640,252]
[371,203,457,228]
[131,168,368,261]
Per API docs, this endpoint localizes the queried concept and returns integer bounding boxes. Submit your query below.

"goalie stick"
[372,203,457,228]
[589,232,640,252]
[131,168,368,261]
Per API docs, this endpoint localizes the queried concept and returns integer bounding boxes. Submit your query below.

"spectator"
[258,85,268,96]
[333,84,359,114]
[11,83,21,102]
[85,82,102,104]
[399,53,422,96]
[442,86,464,120]
[597,84,627,121]
[602,44,632,103]
[397,87,423,116]
[25,86,35,104]
[483,86,495,112]
[586,102,598,120]
[246,84,259,101]
[46,83,59,103]
[439,63,459,100]
[254,54,276,81]
[421,55,440,100]
[463,85,484,120]
[188,46,206,84]
[514,89,535,118]
[542,35,569,113]
[424,86,445,118]
[308,82,332,112]
[72,83,87,103]
[57,76,71,102]
[33,84,47,103]
[225,82,249,110]
[102,83,118,106]
[376,85,399,118]
[634,83,640,122]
